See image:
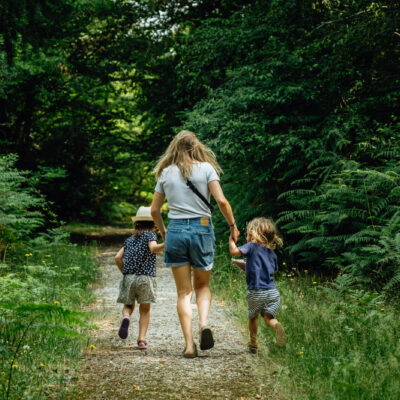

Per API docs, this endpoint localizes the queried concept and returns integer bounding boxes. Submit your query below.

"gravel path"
[66,247,279,399]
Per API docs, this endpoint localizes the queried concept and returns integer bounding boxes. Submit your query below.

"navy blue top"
[238,241,278,290]
[123,231,157,276]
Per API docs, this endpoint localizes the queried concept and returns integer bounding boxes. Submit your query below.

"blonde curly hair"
[247,217,283,249]
[154,130,222,179]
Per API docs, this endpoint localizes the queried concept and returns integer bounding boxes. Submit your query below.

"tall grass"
[212,245,400,400]
[0,232,98,400]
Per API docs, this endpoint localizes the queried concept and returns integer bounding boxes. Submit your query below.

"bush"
[0,232,98,399]
[182,0,400,291]
[212,245,400,400]
[0,154,45,254]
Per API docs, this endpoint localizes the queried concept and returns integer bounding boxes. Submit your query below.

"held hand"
[230,225,240,243]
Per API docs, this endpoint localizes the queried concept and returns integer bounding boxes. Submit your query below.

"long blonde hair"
[247,218,283,250]
[154,130,222,179]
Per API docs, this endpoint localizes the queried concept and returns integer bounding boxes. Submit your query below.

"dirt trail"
[66,247,279,400]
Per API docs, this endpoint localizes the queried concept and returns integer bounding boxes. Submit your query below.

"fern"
[0,155,46,256]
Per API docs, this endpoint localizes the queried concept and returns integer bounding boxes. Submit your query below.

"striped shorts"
[246,289,280,319]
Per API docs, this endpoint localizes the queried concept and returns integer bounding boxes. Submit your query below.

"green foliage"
[0,234,97,399]
[212,246,400,400]
[2,0,400,292]
[278,142,400,291]
[0,154,44,252]
[0,0,160,222]
[180,0,400,291]
[0,0,263,223]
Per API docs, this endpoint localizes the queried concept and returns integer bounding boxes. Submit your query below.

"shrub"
[0,154,45,254]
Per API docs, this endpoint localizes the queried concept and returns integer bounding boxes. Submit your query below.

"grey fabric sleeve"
[155,176,164,194]
[206,163,220,183]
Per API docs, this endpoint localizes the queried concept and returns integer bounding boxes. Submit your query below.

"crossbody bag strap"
[186,179,214,213]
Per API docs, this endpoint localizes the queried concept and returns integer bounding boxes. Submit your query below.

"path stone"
[66,247,275,399]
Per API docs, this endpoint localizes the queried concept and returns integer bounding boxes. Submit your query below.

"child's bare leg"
[263,313,287,347]
[248,316,258,345]
[138,303,151,341]
[263,312,278,329]
[122,303,134,318]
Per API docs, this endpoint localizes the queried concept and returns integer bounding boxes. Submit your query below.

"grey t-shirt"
[155,162,220,219]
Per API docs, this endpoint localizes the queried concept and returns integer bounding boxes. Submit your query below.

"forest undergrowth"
[0,233,97,400]
[213,245,400,400]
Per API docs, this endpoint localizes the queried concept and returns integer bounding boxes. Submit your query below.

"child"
[114,206,164,349]
[229,217,287,352]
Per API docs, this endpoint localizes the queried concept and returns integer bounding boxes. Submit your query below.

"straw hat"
[131,206,153,224]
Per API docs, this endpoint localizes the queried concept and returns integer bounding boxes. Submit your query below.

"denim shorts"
[164,217,215,271]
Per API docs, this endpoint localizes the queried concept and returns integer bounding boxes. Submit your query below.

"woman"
[151,130,239,358]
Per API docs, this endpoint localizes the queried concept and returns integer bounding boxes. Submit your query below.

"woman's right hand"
[151,192,167,241]
[230,224,240,243]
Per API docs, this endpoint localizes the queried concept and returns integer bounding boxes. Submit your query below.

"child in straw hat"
[114,206,164,349]
[229,217,287,352]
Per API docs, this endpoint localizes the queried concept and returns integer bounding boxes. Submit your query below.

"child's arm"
[229,235,242,257]
[115,247,124,273]
[230,236,246,271]
[149,241,165,253]
[231,258,246,271]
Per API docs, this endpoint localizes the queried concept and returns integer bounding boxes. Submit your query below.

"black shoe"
[200,326,214,350]
[118,317,130,339]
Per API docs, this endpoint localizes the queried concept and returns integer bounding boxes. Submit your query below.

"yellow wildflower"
[40,363,45,368]
[312,281,317,284]
[90,344,96,349]
[54,300,59,305]
[233,279,237,282]
[282,262,286,266]
[12,364,18,369]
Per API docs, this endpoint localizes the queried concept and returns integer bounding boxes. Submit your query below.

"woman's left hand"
[230,224,240,243]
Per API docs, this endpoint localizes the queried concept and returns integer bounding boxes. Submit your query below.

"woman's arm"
[115,247,124,273]
[208,180,240,243]
[151,192,167,242]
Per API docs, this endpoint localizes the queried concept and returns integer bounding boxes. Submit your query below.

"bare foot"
[274,322,287,347]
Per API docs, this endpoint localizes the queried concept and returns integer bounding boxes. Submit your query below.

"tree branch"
[313,9,370,32]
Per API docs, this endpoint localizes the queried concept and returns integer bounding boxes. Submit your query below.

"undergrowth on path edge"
[0,234,98,400]
[212,245,400,400]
